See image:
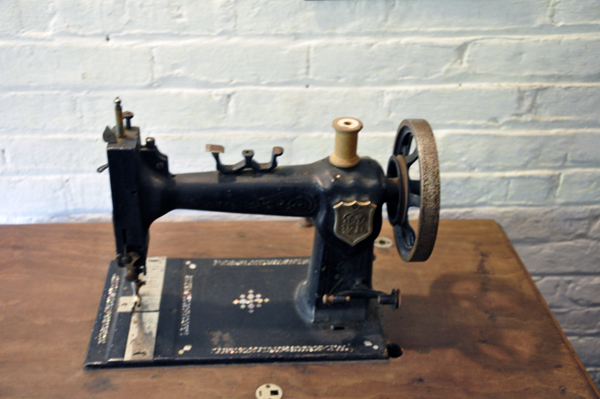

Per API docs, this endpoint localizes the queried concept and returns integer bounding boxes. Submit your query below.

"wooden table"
[0,220,598,398]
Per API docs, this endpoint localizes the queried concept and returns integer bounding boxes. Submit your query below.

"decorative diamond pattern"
[232,289,270,313]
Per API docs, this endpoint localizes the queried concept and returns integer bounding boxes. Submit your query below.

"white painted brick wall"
[1,0,599,386]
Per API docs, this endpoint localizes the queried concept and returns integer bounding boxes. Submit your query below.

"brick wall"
[1,0,599,385]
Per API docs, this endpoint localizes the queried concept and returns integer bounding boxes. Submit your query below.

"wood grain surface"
[0,220,598,399]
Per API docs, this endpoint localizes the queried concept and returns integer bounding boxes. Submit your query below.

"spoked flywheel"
[387,119,440,262]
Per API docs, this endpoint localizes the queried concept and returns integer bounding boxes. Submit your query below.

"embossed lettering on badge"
[333,200,377,246]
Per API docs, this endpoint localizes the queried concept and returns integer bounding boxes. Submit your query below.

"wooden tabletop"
[0,220,598,399]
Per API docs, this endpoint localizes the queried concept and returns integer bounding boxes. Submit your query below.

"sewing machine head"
[86,98,440,367]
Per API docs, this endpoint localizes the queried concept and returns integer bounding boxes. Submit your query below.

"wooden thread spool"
[329,117,363,168]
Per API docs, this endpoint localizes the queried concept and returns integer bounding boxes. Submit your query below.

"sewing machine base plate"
[85,256,389,368]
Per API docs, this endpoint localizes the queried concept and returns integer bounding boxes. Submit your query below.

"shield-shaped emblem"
[333,200,377,246]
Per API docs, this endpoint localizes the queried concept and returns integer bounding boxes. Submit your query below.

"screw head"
[122,111,134,129]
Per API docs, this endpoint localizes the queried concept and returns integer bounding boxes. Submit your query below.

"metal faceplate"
[121,257,166,361]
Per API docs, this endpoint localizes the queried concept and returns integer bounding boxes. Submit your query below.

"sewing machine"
[85,98,440,368]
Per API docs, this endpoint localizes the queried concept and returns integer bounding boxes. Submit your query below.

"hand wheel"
[387,119,440,262]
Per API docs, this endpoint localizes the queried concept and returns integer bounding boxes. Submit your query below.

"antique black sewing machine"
[85,98,440,368]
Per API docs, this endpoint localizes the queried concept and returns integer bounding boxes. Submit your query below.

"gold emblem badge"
[333,200,377,246]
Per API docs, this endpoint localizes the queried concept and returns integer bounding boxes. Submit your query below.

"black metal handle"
[323,288,400,310]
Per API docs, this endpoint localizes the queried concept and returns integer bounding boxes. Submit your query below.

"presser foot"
[85,256,391,368]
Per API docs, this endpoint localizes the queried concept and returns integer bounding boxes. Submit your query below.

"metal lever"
[323,288,401,309]
[206,144,284,174]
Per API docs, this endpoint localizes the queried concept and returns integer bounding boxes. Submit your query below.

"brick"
[514,240,600,274]
[441,174,509,207]
[505,173,560,204]
[531,86,600,129]
[231,88,387,132]
[53,0,235,36]
[466,37,600,81]
[310,39,459,84]
[0,92,78,133]
[0,42,153,89]
[52,0,122,35]
[556,169,600,204]
[535,276,572,308]
[0,1,53,35]
[73,86,600,136]
[410,86,600,130]
[384,86,519,129]
[441,172,558,207]
[290,133,331,165]
[66,173,112,214]
[0,1,25,35]
[587,367,600,389]
[567,336,600,367]
[312,37,600,85]
[234,0,549,35]
[590,219,600,240]
[568,132,600,166]
[553,0,600,25]
[554,308,600,335]
[567,277,600,307]
[2,135,105,175]
[502,206,600,242]
[441,206,600,242]
[352,133,396,167]
[0,176,72,223]
[437,131,570,172]
[80,90,231,133]
[154,40,308,86]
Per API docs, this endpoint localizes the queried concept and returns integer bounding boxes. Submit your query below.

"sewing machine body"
[85,101,439,368]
